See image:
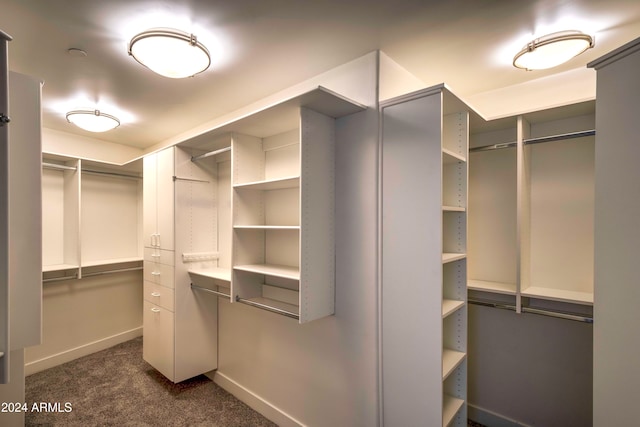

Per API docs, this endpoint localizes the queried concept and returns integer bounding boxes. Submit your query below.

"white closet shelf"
[467,279,516,295]
[443,148,466,164]
[442,349,466,381]
[233,264,300,280]
[443,395,465,427]
[442,299,465,318]
[42,263,79,273]
[442,205,466,212]
[188,267,232,284]
[521,286,593,305]
[442,253,466,264]
[233,225,300,230]
[81,257,143,268]
[233,176,300,191]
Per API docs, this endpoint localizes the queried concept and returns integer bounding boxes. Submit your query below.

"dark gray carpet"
[25,337,277,426]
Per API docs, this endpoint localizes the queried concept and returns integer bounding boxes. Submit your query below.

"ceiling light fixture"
[128,28,211,78]
[66,110,120,132]
[513,30,594,70]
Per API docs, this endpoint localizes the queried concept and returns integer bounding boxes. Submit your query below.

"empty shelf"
[42,264,79,273]
[233,264,300,280]
[521,286,593,305]
[443,395,465,427]
[234,176,300,191]
[442,299,465,318]
[81,257,143,267]
[442,253,466,264]
[442,205,466,212]
[467,279,516,295]
[233,225,300,230]
[442,349,466,380]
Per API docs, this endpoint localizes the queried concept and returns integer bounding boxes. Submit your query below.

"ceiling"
[1,0,639,151]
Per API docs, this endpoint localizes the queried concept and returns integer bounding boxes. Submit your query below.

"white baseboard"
[24,327,143,376]
[211,371,304,427]
[468,403,531,427]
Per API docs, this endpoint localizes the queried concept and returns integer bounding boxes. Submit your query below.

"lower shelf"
[443,395,465,427]
[521,285,593,305]
[442,349,466,381]
[233,264,300,280]
[467,279,516,295]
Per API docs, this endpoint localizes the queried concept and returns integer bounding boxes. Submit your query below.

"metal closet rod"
[470,129,595,153]
[235,295,300,320]
[191,146,231,162]
[468,298,593,323]
[190,283,230,299]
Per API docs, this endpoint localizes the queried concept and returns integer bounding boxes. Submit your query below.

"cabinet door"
[143,301,175,382]
[156,148,174,250]
[143,154,157,248]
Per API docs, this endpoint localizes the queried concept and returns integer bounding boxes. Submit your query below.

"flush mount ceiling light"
[66,110,120,132]
[128,28,211,78]
[513,30,594,70]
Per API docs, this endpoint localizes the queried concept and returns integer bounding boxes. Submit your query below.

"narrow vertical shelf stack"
[381,84,472,427]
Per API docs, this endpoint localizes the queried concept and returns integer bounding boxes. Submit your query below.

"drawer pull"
[151,254,161,258]
[151,307,161,313]
[151,271,161,276]
[151,292,161,297]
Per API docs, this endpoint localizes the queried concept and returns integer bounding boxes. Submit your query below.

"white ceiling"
[1,0,639,150]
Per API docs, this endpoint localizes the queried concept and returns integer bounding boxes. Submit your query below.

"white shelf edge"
[233,176,300,190]
[233,264,300,281]
[188,267,232,283]
[442,299,465,318]
[467,279,517,295]
[442,205,466,212]
[443,394,465,427]
[521,285,593,305]
[42,263,79,273]
[81,257,143,268]
[442,349,466,381]
[442,253,466,264]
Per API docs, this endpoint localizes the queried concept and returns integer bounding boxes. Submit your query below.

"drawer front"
[144,281,175,312]
[143,260,175,289]
[144,247,175,266]
[143,301,175,382]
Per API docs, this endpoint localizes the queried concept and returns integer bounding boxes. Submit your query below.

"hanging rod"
[470,129,595,153]
[42,162,77,171]
[191,146,231,162]
[82,266,143,278]
[235,295,300,320]
[173,176,210,183]
[190,283,231,299]
[83,169,141,180]
[468,298,593,323]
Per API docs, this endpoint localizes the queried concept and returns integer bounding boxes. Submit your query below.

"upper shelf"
[180,86,367,149]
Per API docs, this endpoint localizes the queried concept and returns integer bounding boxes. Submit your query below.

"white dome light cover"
[66,109,120,132]
[128,28,211,78]
[513,30,594,70]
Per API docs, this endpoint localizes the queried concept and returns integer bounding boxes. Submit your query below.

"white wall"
[212,52,380,426]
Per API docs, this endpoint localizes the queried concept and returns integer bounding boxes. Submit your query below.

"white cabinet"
[143,148,174,251]
[142,145,219,383]
[381,85,470,427]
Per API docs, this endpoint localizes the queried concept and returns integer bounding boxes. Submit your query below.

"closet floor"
[25,337,276,426]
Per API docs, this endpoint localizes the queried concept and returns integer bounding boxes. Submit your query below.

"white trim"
[211,371,305,427]
[24,327,142,376]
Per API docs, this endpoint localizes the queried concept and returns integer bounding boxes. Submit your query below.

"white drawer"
[144,247,175,266]
[144,281,175,312]
[143,301,175,382]
[144,260,175,289]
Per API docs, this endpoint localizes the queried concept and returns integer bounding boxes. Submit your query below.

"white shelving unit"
[381,85,470,427]
[467,102,595,310]
[41,155,143,282]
